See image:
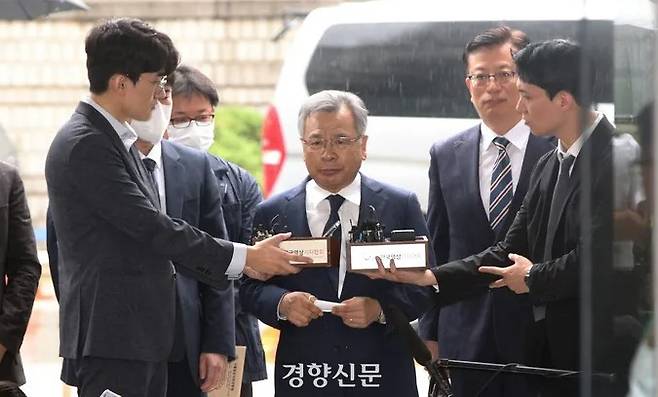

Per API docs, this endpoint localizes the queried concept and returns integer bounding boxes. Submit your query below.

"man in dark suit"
[373,40,614,397]
[0,162,41,393]
[168,65,267,397]
[240,90,433,397]
[45,18,307,397]
[417,27,554,397]
[132,78,236,396]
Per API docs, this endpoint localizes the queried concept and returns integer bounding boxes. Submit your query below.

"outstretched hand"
[245,232,312,278]
[366,256,437,286]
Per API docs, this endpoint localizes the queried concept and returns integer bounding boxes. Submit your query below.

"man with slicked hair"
[373,39,615,397]
[418,26,554,397]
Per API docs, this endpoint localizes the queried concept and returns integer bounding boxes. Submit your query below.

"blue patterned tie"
[489,137,513,233]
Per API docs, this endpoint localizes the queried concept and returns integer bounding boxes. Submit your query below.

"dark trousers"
[66,357,167,397]
[167,358,204,397]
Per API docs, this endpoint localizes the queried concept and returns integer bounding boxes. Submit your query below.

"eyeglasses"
[466,71,517,87]
[300,136,362,151]
[170,114,215,129]
[156,75,168,90]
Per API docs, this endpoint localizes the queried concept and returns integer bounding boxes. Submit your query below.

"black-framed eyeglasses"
[300,136,362,151]
[170,114,215,129]
[466,71,517,87]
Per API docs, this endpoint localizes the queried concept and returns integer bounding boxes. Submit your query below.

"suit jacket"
[161,140,235,382]
[432,118,614,371]
[419,126,554,367]
[240,174,433,397]
[0,162,41,385]
[45,102,234,362]
[207,154,267,382]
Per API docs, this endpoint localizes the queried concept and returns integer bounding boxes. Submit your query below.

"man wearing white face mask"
[169,65,267,397]
[132,80,236,397]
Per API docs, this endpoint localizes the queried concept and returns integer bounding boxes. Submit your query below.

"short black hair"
[513,39,594,107]
[462,26,530,66]
[85,18,179,94]
[171,65,219,107]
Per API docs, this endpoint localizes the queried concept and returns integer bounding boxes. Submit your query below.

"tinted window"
[306,21,615,118]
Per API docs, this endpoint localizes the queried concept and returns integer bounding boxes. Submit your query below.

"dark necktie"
[534,153,575,321]
[323,194,345,276]
[489,137,513,233]
[142,158,161,208]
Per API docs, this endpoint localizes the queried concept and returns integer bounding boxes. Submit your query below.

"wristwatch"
[523,266,533,288]
[376,309,386,324]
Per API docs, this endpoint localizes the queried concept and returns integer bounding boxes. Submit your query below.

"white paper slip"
[314,299,343,312]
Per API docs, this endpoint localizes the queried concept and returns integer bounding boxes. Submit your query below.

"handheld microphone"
[322,220,341,238]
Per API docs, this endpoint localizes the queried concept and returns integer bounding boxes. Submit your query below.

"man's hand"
[199,352,228,393]
[280,292,323,327]
[478,253,532,294]
[246,232,312,277]
[331,297,381,328]
[366,256,438,286]
[424,340,439,361]
[243,265,272,281]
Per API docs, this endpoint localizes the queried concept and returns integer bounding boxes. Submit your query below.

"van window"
[305,20,614,119]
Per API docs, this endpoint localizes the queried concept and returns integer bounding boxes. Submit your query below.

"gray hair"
[297,90,368,137]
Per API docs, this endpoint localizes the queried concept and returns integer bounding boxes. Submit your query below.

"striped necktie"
[489,137,513,233]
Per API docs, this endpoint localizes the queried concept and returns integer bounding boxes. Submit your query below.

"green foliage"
[209,106,263,185]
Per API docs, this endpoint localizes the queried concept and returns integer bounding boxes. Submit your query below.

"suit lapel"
[75,102,160,209]
[162,142,184,217]
[545,120,612,248]
[283,181,311,236]
[456,128,492,233]
[497,135,553,236]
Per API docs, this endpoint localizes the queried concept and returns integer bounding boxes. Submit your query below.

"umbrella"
[0,0,89,20]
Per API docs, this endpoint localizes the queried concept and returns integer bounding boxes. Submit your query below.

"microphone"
[322,220,341,238]
[386,305,453,396]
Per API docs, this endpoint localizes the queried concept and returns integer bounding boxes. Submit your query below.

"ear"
[553,90,575,111]
[360,135,368,160]
[465,77,475,103]
[109,74,127,93]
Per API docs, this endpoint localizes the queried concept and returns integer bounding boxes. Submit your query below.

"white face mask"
[168,123,215,152]
[131,101,173,145]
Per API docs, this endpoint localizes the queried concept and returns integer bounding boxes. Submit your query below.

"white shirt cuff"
[225,242,247,280]
[276,293,289,321]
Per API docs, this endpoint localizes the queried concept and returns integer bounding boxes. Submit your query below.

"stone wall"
[0,0,342,233]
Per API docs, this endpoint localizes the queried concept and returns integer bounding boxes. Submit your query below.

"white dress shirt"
[306,173,362,298]
[556,111,603,176]
[83,97,246,278]
[83,97,137,151]
[479,119,531,219]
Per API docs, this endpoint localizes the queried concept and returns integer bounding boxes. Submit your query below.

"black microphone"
[387,305,432,365]
[386,305,453,396]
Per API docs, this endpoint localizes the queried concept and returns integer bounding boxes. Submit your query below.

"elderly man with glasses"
[240,90,433,397]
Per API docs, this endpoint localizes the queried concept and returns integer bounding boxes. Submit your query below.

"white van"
[261,0,654,210]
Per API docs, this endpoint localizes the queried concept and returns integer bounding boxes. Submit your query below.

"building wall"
[0,0,341,232]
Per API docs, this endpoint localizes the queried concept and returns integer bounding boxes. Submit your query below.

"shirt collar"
[82,96,138,151]
[480,118,530,153]
[557,111,603,159]
[306,172,362,209]
[137,141,163,169]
